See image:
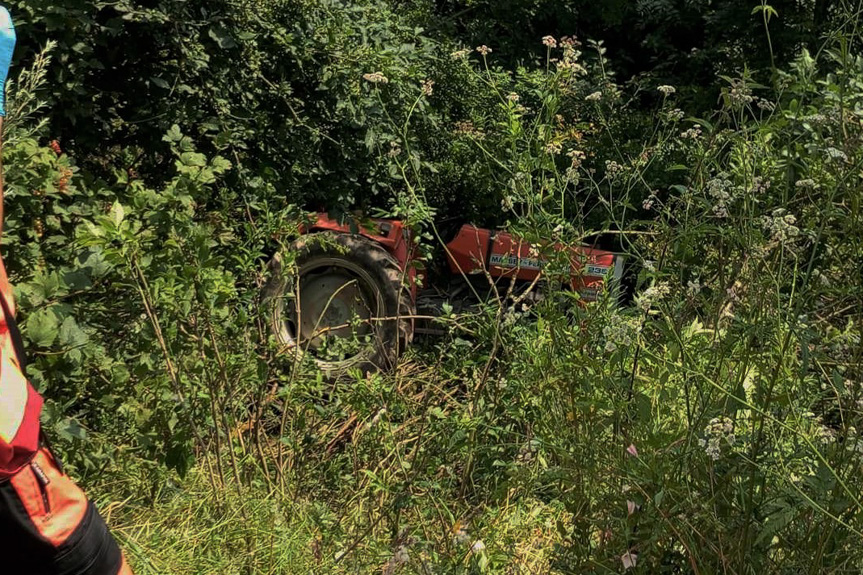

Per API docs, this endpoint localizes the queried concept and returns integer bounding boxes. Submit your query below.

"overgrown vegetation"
[2,1,862,573]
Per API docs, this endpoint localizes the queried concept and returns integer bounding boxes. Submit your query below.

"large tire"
[262,232,414,379]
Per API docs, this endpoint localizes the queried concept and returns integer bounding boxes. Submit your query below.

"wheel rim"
[276,258,384,369]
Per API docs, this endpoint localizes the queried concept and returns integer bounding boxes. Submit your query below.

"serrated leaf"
[25,308,60,347]
[59,316,88,348]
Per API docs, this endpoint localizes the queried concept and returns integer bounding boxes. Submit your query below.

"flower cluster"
[454,120,485,139]
[476,45,492,56]
[756,98,776,111]
[450,49,470,59]
[728,79,754,105]
[666,108,685,121]
[362,71,389,84]
[680,126,702,140]
[642,193,657,211]
[544,141,563,155]
[602,314,641,353]
[421,79,434,96]
[657,85,676,96]
[553,35,586,75]
[750,176,771,195]
[706,173,735,218]
[585,91,602,102]
[825,147,849,163]
[605,160,625,179]
[506,92,520,102]
[698,416,735,460]
[567,149,586,169]
[761,208,800,244]
[635,282,670,312]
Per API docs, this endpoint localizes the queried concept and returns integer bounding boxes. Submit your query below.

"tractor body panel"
[444,224,622,302]
[302,216,623,304]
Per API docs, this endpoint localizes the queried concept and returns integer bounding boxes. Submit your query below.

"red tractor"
[263,213,624,378]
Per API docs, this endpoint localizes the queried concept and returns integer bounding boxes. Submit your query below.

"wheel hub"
[292,266,375,355]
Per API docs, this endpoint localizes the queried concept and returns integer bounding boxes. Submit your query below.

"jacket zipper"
[30,461,51,514]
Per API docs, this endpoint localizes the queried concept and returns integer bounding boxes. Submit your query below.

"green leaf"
[208,27,237,49]
[58,316,88,348]
[55,418,88,441]
[26,308,60,348]
[163,124,184,143]
[110,202,125,226]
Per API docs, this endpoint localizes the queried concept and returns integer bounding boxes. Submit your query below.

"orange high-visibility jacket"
[0,262,42,479]
[0,257,133,574]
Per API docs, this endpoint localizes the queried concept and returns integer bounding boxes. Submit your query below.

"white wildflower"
[761,208,800,244]
[603,314,641,352]
[476,45,492,56]
[825,147,849,162]
[542,35,557,48]
[666,108,685,121]
[421,79,435,96]
[756,98,776,111]
[362,71,389,84]
[605,160,624,178]
[635,282,669,312]
[728,80,754,105]
[545,141,563,155]
[585,91,602,102]
[701,416,735,461]
[657,85,676,96]
[567,149,585,168]
[680,126,702,140]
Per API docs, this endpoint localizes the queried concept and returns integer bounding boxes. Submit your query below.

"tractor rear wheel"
[263,232,414,379]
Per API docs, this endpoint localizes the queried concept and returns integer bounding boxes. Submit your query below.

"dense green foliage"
[2,1,863,573]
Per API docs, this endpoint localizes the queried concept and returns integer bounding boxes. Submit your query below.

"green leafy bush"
[1,4,862,574]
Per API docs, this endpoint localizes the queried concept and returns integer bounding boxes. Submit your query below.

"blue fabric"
[0,6,16,117]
